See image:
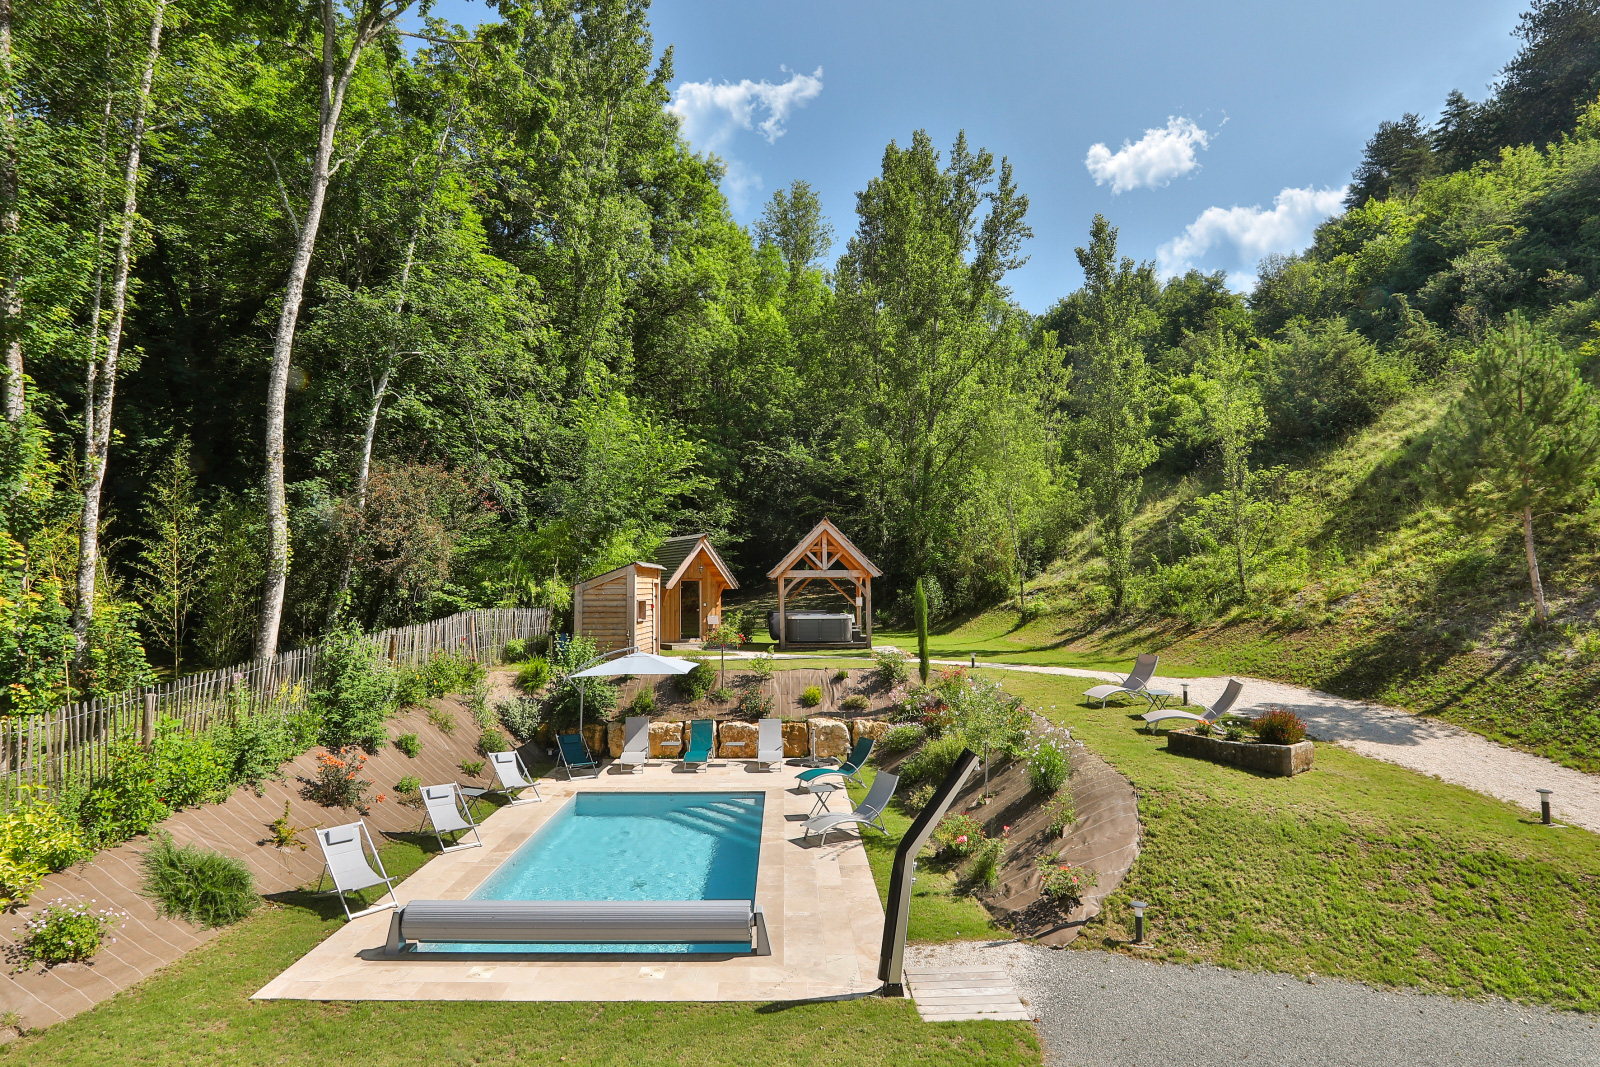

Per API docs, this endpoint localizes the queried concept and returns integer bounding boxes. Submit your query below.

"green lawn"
[1,779,1037,1066]
[980,669,1600,1011]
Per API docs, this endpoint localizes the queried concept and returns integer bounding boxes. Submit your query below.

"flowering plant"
[299,747,382,814]
[1034,857,1097,904]
[16,899,126,967]
[932,812,987,858]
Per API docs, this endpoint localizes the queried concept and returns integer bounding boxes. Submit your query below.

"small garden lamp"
[1129,900,1148,944]
[1537,788,1553,825]
[1181,683,1189,706]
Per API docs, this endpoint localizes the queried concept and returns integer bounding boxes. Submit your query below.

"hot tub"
[768,612,855,643]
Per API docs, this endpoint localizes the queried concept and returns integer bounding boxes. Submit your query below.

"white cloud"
[1085,117,1209,194]
[667,68,823,209]
[1157,185,1347,285]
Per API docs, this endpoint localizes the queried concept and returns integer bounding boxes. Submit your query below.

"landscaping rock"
[851,719,888,743]
[649,720,684,757]
[718,720,758,758]
[1168,728,1314,776]
[782,721,808,757]
[607,722,624,758]
[809,717,849,759]
[581,722,607,757]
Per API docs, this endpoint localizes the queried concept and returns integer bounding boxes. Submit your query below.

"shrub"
[16,900,125,966]
[1026,738,1070,795]
[901,783,934,812]
[542,635,616,730]
[879,724,925,754]
[77,740,170,847]
[1047,793,1077,836]
[0,789,90,909]
[676,659,716,700]
[311,623,396,750]
[628,688,656,716]
[799,685,822,708]
[416,651,486,697]
[266,802,307,850]
[300,747,381,814]
[710,686,734,702]
[1253,707,1307,745]
[1224,724,1248,742]
[748,652,776,682]
[1035,856,1096,904]
[516,657,551,692]
[738,687,774,717]
[217,708,317,788]
[840,693,869,711]
[392,775,423,808]
[459,759,486,778]
[140,833,259,928]
[933,812,986,858]
[871,648,909,686]
[899,732,966,787]
[968,837,1004,889]
[152,719,232,810]
[466,681,495,729]
[477,729,509,755]
[502,638,528,663]
[426,707,456,735]
[394,733,422,758]
[497,696,543,742]
[833,669,849,682]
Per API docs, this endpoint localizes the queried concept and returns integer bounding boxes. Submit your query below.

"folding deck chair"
[618,716,650,773]
[755,718,784,771]
[1084,653,1160,707]
[420,782,483,853]
[557,733,599,779]
[488,749,543,804]
[315,820,400,921]
[802,772,899,845]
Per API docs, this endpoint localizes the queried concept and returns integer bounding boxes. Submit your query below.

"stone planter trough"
[1167,727,1314,777]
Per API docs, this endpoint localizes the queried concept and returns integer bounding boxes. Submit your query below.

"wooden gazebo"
[766,519,882,650]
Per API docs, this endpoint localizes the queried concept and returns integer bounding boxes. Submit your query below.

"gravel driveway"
[908,942,1600,1067]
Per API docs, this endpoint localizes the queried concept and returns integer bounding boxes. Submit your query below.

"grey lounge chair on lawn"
[488,750,542,804]
[756,718,784,771]
[1142,677,1252,732]
[797,735,873,788]
[1084,653,1159,707]
[557,733,599,779]
[421,783,483,853]
[315,820,399,921]
[619,716,649,773]
[803,771,898,845]
[682,719,714,771]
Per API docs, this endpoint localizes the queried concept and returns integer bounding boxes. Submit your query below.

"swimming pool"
[422,791,765,954]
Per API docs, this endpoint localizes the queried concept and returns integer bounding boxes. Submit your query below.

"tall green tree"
[1189,328,1266,598]
[755,179,832,289]
[1433,315,1600,624]
[131,438,211,676]
[1070,216,1156,611]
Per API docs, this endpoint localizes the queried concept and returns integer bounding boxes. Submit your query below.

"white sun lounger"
[756,718,784,771]
[803,771,898,845]
[1142,677,1252,732]
[421,783,483,854]
[1084,653,1159,707]
[619,716,649,773]
[488,750,542,804]
[315,821,399,921]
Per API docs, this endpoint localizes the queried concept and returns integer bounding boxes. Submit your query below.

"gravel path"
[907,942,1600,1067]
[926,659,1600,834]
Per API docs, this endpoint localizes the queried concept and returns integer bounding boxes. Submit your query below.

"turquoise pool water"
[421,791,765,954]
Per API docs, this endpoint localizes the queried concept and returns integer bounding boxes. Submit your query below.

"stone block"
[717,720,758,758]
[581,722,607,757]
[607,721,624,758]
[808,717,850,760]
[782,721,808,757]
[851,719,888,743]
[649,720,684,758]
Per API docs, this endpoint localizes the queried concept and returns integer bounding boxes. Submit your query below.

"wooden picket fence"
[0,607,549,808]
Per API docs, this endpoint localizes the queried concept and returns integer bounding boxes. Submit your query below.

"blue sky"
[419,0,1527,313]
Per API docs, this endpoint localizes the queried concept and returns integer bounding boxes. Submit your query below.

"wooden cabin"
[571,562,662,654]
[767,519,881,650]
[654,534,739,647]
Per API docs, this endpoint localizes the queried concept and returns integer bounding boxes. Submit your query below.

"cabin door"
[679,580,701,639]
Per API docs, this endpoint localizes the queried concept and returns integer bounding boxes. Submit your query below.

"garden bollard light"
[1538,789,1553,825]
[970,653,976,669]
[1181,683,1189,707]
[1130,900,1147,944]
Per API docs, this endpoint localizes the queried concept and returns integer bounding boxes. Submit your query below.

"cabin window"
[636,599,648,624]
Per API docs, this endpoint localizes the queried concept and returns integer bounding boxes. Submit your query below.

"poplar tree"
[1433,314,1600,624]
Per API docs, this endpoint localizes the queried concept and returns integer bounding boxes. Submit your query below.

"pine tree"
[1433,315,1600,624]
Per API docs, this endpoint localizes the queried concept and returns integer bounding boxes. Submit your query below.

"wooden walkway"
[904,967,1032,1022]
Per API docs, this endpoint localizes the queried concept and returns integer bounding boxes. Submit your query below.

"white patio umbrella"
[568,651,695,742]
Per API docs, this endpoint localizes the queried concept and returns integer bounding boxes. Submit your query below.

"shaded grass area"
[985,669,1600,1011]
[2,795,1038,1066]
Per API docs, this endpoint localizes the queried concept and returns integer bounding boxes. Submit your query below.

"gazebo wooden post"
[864,577,873,644]
[777,576,787,650]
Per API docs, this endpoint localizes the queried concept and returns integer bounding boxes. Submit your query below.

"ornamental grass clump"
[16,900,126,967]
[1253,707,1307,745]
[140,833,260,928]
[516,657,551,693]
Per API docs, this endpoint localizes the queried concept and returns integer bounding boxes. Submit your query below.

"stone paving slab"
[252,759,886,1004]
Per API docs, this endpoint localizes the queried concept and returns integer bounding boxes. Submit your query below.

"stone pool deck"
[252,760,886,1003]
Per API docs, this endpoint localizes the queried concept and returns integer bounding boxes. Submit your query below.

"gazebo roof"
[766,519,882,579]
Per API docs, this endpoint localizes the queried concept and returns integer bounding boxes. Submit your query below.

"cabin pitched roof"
[573,561,663,591]
[652,534,739,590]
[766,519,882,579]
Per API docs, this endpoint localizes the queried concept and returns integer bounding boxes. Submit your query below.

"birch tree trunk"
[72,0,167,650]
[1523,504,1547,624]
[256,0,409,659]
[0,0,23,425]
